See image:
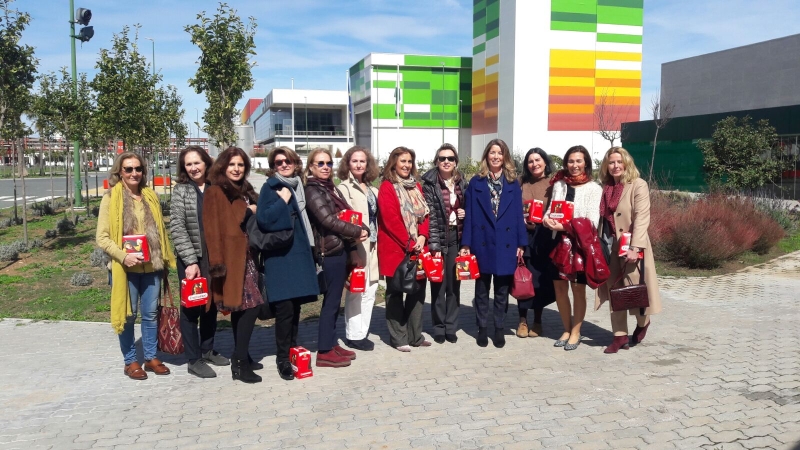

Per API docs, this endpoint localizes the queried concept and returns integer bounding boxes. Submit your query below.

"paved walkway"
[1,252,799,449]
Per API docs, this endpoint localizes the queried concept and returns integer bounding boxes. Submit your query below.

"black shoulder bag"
[390,237,421,294]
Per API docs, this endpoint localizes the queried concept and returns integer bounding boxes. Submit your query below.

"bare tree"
[648,93,675,184]
[594,89,629,148]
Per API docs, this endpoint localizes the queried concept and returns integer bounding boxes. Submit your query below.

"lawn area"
[0,200,383,325]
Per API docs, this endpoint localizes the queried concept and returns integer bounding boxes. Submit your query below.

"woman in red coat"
[377,147,431,352]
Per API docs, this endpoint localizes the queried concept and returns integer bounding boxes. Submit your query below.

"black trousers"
[272,298,301,364]
[473,274,512,329]
[430,234,460,336]
[230,306,259,361]
[180,302,218,363]
[384,276,427,348]
[317,252,347,352]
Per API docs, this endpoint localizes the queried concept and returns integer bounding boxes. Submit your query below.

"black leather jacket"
[421,168,467,254]
[304,178,366,256]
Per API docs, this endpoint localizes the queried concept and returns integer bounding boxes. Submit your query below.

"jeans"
[119,271,161,365]
[318,252,348,352]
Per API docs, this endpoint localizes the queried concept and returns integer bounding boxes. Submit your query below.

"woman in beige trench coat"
[595,147,662,353]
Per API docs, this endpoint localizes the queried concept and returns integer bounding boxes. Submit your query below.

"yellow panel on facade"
[485,72,499,84]
[550,50,596,69]
[596,69,641,80]
[595,51,642,62]
[549,76,596,87]
[485,54,500,67]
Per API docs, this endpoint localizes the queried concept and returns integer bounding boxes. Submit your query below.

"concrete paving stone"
[642,431,681,444]
[672,436,715,449]
[737,435,783,448]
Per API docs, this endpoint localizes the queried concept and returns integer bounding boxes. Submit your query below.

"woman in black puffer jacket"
[304,148,369,369]
[421,144,468,344]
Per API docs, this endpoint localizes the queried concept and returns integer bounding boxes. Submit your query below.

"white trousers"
[344,279,378,341]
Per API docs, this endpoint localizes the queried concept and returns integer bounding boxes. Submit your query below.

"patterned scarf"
[550,169,591,186]
[274,173,314,247]
[487,172,503,217]
[393,176,429,240]
[439,173,462,225]
[366,187,378,243]
[600,181,625,232]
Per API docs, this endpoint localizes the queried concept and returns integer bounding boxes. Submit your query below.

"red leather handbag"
[609,260,649,313]
[510,256,535,300]
[157,273,184,355]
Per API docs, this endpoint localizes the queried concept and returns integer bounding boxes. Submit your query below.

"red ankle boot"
[631,322,650,345]
[604,335,630,354]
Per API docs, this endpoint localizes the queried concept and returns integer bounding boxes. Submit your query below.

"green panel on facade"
[405,55,465,68]
[473,0,486,14]
[486,21,500,41]
[373,80,396,89]
[403,81,430,90]
[551,11,597,24]
[597,0,643,8]
[597,33,642,44]
[431,113,459,121]
[403,112,430,121]
[373,104,398,120]
[432,90,459,106]
[473,43,486,55]
[403,89,432,105]
[551,0,598,14]
[551,20,597,32]
[597,5,643,26]
[349,59,364,77]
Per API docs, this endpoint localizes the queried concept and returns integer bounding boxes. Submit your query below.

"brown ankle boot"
[604,335,630,354]
[529,322,543,337]
[516,318,528,338]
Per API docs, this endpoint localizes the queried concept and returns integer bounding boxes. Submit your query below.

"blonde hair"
[600,146,640,185]
[108,152,148,189]
[478,139,517,182]
[305,147,334,178]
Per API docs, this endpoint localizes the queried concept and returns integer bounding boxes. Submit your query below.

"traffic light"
[73,8,93,42]
[75,8,91,26]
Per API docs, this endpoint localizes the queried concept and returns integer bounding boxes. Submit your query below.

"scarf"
[487,172,503,217]
[274,173,314,247]
[366,187,378,243]
[438,173,462,225]
[393,176,429,240]
[550,169,591,187]
[600,181,625,232]
[313,177,352,212]
[109,183,175,334]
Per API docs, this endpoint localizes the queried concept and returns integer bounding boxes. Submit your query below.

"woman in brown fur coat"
[204,147,264,383]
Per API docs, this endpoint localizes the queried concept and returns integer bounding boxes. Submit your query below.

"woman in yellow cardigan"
[595,147,662,354]
[96,152,175,380]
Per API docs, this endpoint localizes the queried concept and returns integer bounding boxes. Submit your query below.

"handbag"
[609,259,649,313]
[246,213,294,253]
[390,238,421,294]
[157,271,184,355]
[510,255,535,300]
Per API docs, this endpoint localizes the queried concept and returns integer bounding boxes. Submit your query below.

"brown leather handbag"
[157,272,184,355]
[609,260,649,314]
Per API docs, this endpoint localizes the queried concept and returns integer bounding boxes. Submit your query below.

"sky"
[17,0,800,137]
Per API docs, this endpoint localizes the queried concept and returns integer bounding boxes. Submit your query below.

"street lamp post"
[441,62,446,144]
[194,108,200,149]
[68,0,93,208]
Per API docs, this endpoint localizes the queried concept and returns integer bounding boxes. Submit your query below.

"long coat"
[256,177,320,303]
[337,175,380,284]
[461,175,528,276]
[595,178,662,315]
[376,180,430,277]
[203,185,249,309]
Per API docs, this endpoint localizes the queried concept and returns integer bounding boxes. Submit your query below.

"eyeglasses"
[122,166,143,174]
[438,156,456,163]
[315,161,333,168]
[274,159,293,167]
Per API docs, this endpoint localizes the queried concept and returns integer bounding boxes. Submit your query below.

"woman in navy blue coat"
[461,139,527,348]
[256,147,319,380]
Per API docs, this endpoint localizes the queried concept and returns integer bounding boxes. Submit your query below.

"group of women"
[97,139,662,383]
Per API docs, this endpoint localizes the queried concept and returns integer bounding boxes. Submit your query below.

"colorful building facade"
[471,0,643,159]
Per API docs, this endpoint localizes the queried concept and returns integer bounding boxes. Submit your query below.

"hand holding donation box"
[549,201,574,224]
[345,266,366,293]
[523,199,545,224]
[122,235,150,262]
[455,254,480,280]
[180,277,209,308]
[420,252,443,282]
[337,210,363,227]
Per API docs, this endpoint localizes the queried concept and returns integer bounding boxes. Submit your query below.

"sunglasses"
[122,166,143,174]
[315,161,333,168]
[438,156,456,163]
[274,159,294,167]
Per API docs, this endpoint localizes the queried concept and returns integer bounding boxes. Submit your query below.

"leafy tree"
[185,2,257,148]
[0,0,37,242]
[92,25,158,152]
[699,116,789,190]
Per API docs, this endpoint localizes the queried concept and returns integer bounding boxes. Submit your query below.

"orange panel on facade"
[550,68,596,78]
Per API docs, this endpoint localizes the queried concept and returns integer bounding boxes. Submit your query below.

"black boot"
[231,358,262,383]
[493,328,506,348]
[248,354,263,370]
[476,327,488,347]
